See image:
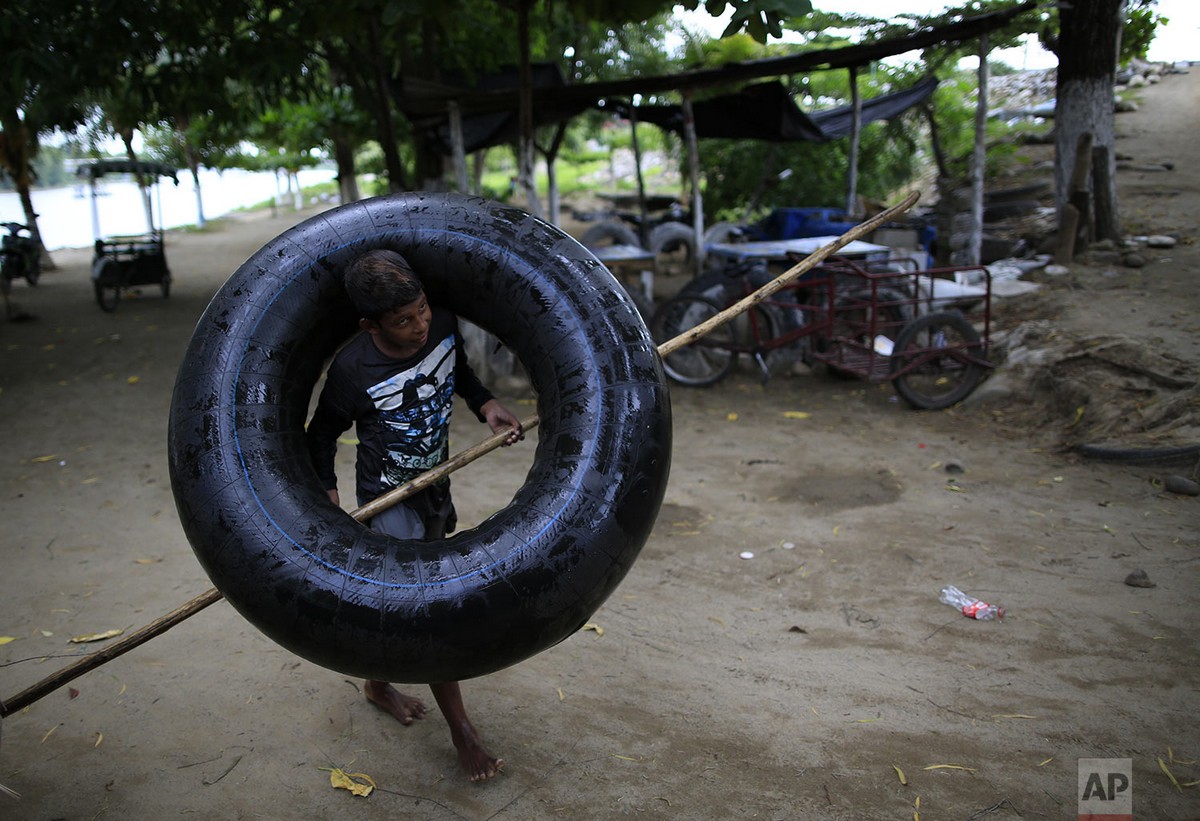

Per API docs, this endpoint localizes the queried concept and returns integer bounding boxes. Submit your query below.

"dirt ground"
[2,70,1197,820]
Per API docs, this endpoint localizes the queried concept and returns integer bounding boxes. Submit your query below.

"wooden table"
[706,236,891,265]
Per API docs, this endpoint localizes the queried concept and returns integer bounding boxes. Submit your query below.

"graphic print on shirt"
[366,337,457,487]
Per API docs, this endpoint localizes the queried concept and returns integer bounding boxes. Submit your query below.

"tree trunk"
[331,127,360,204]
[0,107,55,271]
[1054,0,1121,220]
[516,0,541,217]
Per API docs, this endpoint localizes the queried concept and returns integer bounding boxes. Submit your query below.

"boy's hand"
[481,399,524,446]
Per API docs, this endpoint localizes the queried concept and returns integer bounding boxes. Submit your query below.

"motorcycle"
[1,221,42,289]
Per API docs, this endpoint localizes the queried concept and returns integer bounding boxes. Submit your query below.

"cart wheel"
[161,272,171,299]
[93,257,121,312]
[890,311,985,410]
[651,293,736,387]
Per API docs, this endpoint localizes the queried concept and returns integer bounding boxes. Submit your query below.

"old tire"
[167,192,672,683]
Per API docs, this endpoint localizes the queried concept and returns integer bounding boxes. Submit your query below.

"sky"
[674,1,1199,69]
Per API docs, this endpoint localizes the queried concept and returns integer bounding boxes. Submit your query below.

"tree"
[0,2,158,267]
[1048,0,1123,238]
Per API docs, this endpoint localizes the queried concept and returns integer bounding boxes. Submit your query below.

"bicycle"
[649,256,994,410]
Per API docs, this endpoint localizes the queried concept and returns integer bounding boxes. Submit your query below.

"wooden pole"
[845,65,861,218]
[681,91,705,274]
[968,32,990,266]
[1,191,919,718]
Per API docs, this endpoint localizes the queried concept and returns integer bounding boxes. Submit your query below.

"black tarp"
[625,75,938,143]
[406,64,594,154]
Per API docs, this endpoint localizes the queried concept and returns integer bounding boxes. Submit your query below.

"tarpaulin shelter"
[622,74,939,143]
[398,0,1039,265]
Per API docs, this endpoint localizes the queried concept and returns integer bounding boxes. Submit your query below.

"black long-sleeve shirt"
[306,307,494,507]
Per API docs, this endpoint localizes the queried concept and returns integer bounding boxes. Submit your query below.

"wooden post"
[629,104,650,247]
[448,101,469,194]
[845,65,862,217]
[967,33,990,266]
[681,91,705,274]
[1091,144,1119,241]
[1067,132,1095,254]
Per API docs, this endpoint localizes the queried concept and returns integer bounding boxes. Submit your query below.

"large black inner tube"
[167,193,672,683]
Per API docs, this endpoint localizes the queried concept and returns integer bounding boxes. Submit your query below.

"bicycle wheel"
[890,311,985,409]
[651,293,736,387]
[93,257,121,312]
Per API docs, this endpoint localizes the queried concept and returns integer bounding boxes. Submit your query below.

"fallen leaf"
[95,732,104,747]
[41,725,59,743]
[327,767,376,797]
[127,375,140,385]
[893,764,907,785]
[40,630,53,637]
[0,636,17,646]
[1037,758,1054,767]
[923,764,977,773]
[726,412,738,421]
[581,622,605,636]
[134,557,162,565]
[70,628,124,643]
[611,754,638,762]
[781,411,811,420]
[69,687,79,699]
[992,714,1037,720]
[31,454,58,463]
[557,688,565,701]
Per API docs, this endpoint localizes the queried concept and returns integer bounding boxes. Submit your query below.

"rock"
[1043,264,1070,277]
[1121,251,1147,268]
[1115,99,1139,113]
[1146,235,1177,248]
[1124,569,1156,588]
[1163,475,1200,496]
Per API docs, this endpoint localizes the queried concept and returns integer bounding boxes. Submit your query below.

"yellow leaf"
[1037,758,1054,767]
[854,717,879,723]
[914,796,920,808]
[581,622,605,636]
[31,454,57,463]
[923,764,977,773]
[70,628,124,644]
[611,754,638,762]
[328,767,376,797]
[134,557,162,565]
[0,636,17,646]
[782,411,811,420]
[557,688,565,701]
[95,732,104,747]
[1160,757,1182,792]
[893,764,907,785]
[726,412,738,422]
[992,714,1037,720]
[41,725,59,743]
[127,376,140,385]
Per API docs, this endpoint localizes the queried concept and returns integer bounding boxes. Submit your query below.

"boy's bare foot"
[428,681,504,782]
[364,680,427,725]
[453,725,505,783]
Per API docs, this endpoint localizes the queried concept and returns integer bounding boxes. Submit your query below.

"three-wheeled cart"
[76,160,178,312]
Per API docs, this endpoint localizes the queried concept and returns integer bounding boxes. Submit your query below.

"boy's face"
[362,291,432,359]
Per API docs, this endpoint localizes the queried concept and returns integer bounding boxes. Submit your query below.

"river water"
[0,167,338,251]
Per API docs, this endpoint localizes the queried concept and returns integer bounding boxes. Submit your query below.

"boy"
[306,248,524,782]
